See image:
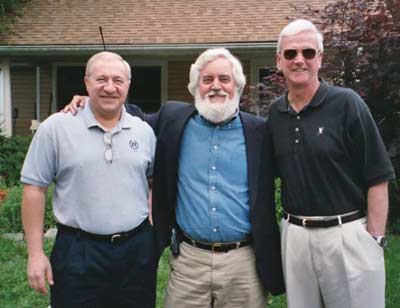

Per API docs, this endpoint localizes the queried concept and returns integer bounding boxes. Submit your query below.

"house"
[0,0,325,136]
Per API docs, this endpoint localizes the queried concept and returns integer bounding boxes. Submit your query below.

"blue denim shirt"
[176,114,251,243]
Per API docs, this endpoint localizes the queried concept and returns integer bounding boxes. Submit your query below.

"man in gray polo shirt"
[21,51,157,307]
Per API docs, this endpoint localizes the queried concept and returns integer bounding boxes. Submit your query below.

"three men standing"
[20,18,395,308]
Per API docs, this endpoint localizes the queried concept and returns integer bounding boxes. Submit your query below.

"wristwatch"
[372,236,387,248]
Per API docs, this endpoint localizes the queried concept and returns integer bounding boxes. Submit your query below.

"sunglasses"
[282,48,318,60]
[104,132,113,163]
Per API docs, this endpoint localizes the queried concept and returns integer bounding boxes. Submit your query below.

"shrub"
[0,185,56,233]
[275,178,283,221]
[0,135,32,187]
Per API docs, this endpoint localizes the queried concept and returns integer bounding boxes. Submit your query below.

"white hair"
[277,19,324,53]
[187,48,246,96]
[85,51,131,80]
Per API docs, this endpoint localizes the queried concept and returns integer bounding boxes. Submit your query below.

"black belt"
[283,211,365,228]
[182,234,252,253]
[57,220,148,243]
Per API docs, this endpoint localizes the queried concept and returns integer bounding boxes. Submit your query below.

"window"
[56,65,162,113]
[128,66,161,113]
[56,66,87,110]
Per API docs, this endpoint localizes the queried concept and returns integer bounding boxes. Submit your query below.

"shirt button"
[212,208,216,212]
[297,115,301,120]
[213,145,218,150]
[295,139,299,143]
[211,186,216,190]
[212,166,216,170]
[213,228,217,232]
[295,127,299,132]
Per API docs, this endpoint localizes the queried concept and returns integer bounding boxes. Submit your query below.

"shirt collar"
[277,78,330,113]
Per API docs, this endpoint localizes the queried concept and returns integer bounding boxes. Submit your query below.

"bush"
[275,178,283,221]
[0,185,56,233]
[0,135,32,187]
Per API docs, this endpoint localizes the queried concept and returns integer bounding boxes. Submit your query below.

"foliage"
[0,135,32,187]
[240,69,287,118]
[0,0,28,35]
[0,185,56,233]
[388,179,400,234]
[274,178,283,221]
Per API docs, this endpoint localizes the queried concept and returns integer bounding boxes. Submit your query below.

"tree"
[0,0,29,35]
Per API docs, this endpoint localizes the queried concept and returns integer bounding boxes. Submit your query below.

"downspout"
[35,65,41,121]
[30,65,41,133]
[0,58,12,136]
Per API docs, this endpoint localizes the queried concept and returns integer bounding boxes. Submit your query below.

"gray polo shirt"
[21,102,156,234]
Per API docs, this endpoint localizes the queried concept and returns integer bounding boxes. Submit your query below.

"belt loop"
[191,239,197,247]
[286,213,290,222]
[236,242,240,249]
[337,215,342,226]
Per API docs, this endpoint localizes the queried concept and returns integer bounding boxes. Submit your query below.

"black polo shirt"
[267,79,395,216]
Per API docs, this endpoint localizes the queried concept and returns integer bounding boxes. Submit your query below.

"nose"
[103,80,117,92]
[211,79,221,91]
[293,51,306,63]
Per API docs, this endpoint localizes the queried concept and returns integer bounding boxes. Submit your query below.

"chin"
[194,92,239,123]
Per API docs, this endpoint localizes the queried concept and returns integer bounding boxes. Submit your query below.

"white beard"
[194,90,239,124]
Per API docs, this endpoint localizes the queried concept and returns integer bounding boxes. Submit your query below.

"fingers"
[46,264,54,287]
[28,267,48,295]
[61,95,88,115]
[149,214,154,226]
[27,255,52,295]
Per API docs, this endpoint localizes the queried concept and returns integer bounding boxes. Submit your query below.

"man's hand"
[27,252,54,295]
[61,95,88,114]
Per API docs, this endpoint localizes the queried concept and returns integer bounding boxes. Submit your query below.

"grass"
[1,236,399,308]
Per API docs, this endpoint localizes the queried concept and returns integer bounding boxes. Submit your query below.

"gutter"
[0,42,277,56]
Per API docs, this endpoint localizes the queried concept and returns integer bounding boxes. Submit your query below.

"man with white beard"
[64,48,284,307]
[150,48,283,307]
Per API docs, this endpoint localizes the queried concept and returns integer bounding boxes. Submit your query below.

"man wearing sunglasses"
[266,19,395,308]
[20,52,157,307]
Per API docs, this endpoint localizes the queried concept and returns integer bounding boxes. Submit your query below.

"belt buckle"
[211,242,222,252]
[111,233,122,243]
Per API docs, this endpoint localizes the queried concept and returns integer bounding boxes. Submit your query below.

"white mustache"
[206,90,228,98]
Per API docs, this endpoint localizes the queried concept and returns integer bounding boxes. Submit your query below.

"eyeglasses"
[104,133,113,163]
[282,48,318,60]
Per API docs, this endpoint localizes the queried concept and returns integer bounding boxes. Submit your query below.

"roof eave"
[0,42,277,56]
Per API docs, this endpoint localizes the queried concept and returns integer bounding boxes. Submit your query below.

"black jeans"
[50,220,157,308]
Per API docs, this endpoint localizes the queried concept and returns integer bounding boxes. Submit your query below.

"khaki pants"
[281,217,385,308]
[164,242,267,308]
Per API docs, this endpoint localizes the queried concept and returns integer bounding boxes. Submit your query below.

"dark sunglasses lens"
[302,49,317,59]
[283,49,297,60]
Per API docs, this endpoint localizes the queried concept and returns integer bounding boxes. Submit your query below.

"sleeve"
[20,124,57,187]
[346,91,395,187]
[145,126,157,178]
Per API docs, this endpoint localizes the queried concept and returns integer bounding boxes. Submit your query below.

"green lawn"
[1,235,399,308]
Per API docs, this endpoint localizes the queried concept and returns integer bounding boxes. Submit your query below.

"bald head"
[85,51,131,80]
